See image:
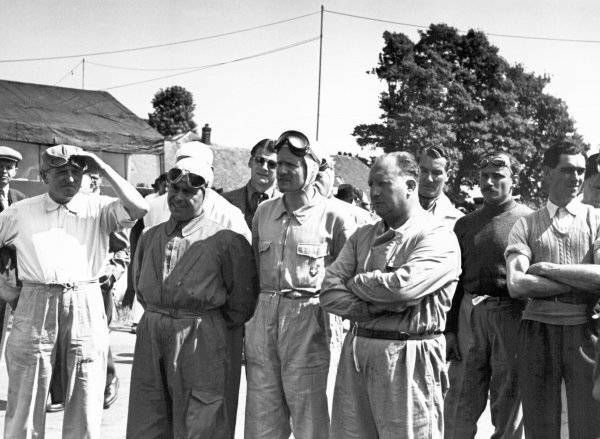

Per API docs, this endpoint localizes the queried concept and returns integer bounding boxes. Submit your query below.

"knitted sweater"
[446,199,532,333]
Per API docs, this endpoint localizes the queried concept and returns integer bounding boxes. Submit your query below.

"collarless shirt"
[0,193,136,284]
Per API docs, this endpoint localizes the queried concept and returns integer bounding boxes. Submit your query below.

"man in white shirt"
[0,144,148,439]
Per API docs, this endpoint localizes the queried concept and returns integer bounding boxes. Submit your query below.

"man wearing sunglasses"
[320,151,460,438]
[223,138,280,230]
[127,157,258,439]
[447,152,531,438]
[244,130,356,439]
[505,141,600,438]
[0,144,148,438]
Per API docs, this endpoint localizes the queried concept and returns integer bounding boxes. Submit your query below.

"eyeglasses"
[46,155,88,171]
[274,130,319,163]
[167,168,206,188]
[253,155,277,170]
[478,156,512,170]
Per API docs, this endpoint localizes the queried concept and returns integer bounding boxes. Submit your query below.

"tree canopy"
[353,24,587,207]
[148,85,197,137]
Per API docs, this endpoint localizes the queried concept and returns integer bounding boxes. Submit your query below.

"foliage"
[353,24,587,207]
[148,85,197,137]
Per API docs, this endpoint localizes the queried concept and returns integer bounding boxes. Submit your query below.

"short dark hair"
[421,146,452,170]
[375,151,420,180]
[250,139,276,157]
[542,140,585,168]
[585,153,600,180]
[157,173,168,183]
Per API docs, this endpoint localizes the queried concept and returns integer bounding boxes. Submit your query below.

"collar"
[382,207,426,237]
[0,185,9,196]
[246,181,277,200]
[44,192,84,214]
[546,198,585,217]
[482,198,518,215]
[272,192,324,225]
[164,210,206,237]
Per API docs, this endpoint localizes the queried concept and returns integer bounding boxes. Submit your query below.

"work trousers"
[454,298,524,439]
[244,293,331,439]
[4,283,108,439]
[330,333,447,439]
[444,294,474,439]
[518,319,600,439]
[127,310,229,439]
[225,325,243,438]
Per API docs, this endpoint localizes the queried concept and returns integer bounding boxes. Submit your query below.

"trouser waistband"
[261,290,318,300]
[146,304,220,319]
[350,322,442,341]
[22,279,98,291]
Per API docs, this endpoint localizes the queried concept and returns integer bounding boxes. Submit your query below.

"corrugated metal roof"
[0,80,163,153]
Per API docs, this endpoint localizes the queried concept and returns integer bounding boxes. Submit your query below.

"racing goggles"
[46,155,88,171]
[167,168,206,188]
[274,130,319,163]
[478,155,511,170]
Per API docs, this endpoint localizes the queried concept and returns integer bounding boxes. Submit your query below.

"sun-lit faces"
[418,155,449,200]
[44,164,84,204]
[249,147,277,191]
[0,159,17,188]
[545,154,586,206]
[276,146,307,193]
[369,156,415,227]
[479,161,515,205]
[167,179,205,222]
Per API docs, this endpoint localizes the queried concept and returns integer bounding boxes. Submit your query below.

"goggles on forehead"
[274,130,319,163]
[253,155,277,170]
[478,156,512,170]
[167,168,206,189]
[46,155,88,171]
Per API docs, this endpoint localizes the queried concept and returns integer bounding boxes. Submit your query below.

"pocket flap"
[191,389,223,405]
[297,243,328,259]
[258,240,271,253]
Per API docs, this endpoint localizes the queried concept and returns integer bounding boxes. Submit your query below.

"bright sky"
[2,0,599,156]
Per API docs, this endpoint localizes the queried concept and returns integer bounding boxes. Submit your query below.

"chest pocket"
[296,243,329,287]
[258,240,272,254]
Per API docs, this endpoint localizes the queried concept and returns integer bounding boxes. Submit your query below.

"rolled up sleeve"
[504,217,532,260]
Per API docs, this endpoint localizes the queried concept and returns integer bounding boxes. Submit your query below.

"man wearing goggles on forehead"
[505,141,600,438]
[0,144,148,438]
[244,130,356,439]
[224,138,280,230]
[447,152,531,438]
[128,157,258,439]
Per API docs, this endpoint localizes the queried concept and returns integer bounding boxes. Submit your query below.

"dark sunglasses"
[167,168,206,188]
[274,130,319,163]
[47,155,88,171]
[478,156,511,170]
[253,155,277,170]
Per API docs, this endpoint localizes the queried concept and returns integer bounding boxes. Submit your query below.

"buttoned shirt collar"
[546,198,585,218]
[164,210,206,237]
[44,192,84,214]
[273,192,324,225]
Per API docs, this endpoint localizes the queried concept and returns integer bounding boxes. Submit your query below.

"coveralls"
[0,193,135,439]
[244,193,355,439]
[320,210,461,439]
[127,213,258,439]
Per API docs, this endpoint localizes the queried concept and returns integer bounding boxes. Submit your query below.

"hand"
[445,332,461,361]
[526,262,554,276]
[73,151,108,175]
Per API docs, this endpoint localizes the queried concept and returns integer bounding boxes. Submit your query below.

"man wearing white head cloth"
[143,141,250,241]
[127,157,258,438]
[244,130,356,439]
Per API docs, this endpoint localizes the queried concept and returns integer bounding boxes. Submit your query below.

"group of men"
[1,132,600,439]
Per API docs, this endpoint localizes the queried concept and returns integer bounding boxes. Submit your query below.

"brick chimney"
[201,123,212,145]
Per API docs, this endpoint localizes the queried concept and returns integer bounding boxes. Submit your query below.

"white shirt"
[546,198,585,233]
[0,193,136,284]
[143,189,251,242]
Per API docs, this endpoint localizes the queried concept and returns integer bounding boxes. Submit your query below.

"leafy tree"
[148,85,197,137]
[354,24,587,207]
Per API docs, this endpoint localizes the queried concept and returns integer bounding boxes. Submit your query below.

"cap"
[0,146,22,162]
[335,184,355,202]
[173,157,214,187]
[41,144,84,170]
[585,153,600,180]
[176,141,214,166]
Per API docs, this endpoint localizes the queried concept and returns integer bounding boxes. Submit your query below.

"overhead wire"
[101,36,319,90]
[53,60,84,85]
[0,11,320,63]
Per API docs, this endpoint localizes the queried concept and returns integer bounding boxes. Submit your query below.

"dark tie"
[250,192,268,214]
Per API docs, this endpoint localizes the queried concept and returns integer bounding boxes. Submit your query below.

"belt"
[22,279,98,291]
[350,322,442,341]
[146,304,220,319]
[262,290,318,299]
[540,293,591,305]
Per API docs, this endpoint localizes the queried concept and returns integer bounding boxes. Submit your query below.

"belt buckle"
[350,322,358,336]
[398,332,410,341]
[169,308,178,318]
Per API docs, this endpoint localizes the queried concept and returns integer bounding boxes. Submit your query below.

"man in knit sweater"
[505,141,600,439]
[447,152,531,438]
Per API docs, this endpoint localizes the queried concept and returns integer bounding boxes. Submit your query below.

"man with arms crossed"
[505,141,600,438]
[320,151,461,438]
[0,144,148,438]
[449,152,530,438]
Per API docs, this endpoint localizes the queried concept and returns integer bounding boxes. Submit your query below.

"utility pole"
[82,58,85,90]
[316,5,324,141]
